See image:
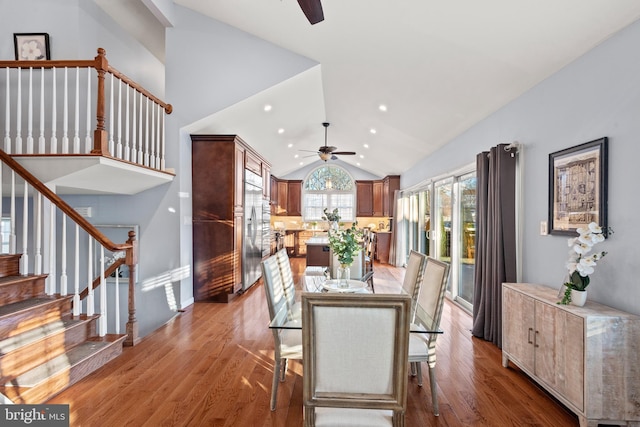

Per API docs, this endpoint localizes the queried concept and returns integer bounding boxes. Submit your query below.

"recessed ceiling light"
[294,154,299,158]
[370,128,377,134]
[299,162,304,166]
[278,128,285,134]
[356,162,361,166]
[264,104,272,112]
[288,143,293,148]
[378,104,387,112]
[359,154,364,159]
[363,143,369,148]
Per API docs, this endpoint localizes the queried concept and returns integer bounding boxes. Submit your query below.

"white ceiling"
[109,1,640,178]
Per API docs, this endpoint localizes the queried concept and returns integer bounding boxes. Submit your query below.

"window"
[302,166,355,222]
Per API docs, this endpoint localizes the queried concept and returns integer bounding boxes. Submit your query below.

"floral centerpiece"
[558,222,611,305]
[327,221,363,287]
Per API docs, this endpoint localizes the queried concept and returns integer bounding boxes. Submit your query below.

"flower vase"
[571,289,587,307]
[337,264,350,288]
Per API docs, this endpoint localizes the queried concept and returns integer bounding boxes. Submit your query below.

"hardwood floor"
[49,258,581,426]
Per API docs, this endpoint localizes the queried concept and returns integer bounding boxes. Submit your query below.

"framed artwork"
[13,33,50,60]
[548,137,608,235]
[93,224,139,283]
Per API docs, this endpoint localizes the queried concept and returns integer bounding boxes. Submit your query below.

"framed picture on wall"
[13,33,50,60]
[548,137,608,235]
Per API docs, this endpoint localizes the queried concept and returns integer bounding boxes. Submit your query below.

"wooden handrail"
[0,149,130,252]
[0,49,173,114]
[78,257,126,300]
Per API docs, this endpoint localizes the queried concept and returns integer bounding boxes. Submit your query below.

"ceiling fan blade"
[331,151,356,155]
[297,0,324,25]
[319,146,337,153]
[299,149,320,153]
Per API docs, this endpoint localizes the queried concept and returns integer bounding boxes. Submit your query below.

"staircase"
[0,254,125,403]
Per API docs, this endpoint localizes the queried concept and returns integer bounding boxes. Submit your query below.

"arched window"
[302,165,356,222]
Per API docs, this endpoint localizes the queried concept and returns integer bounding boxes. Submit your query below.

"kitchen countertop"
[306,236,329,245]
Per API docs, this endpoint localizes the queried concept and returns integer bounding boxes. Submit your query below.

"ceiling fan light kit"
[303,122,357,162]
[297,0,324,24]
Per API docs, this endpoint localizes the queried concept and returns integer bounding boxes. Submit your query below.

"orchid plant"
[559,222,612,305]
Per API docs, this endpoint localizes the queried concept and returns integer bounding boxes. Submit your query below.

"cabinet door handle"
[527,327,533,344]
[534,330,539,348]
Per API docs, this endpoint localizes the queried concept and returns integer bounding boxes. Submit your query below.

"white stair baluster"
[99,246,107,336]
[115,269,120,334]
[38,67,45,153]
[155,103,161,168]
[60,211,68,296]
[124,84,130,161]
[108,73,114,155]
[9,172,16,254]
[131,87,137,163]
[73,66,80,153]
[34,192,42,275]
[161,109,165,170]
[150,100,155,169]
[87,235,94,316]
[144,97,150,166]
[15,68,22,154]
[46,200,56,296]
[50,67,57,153]
[4,67,10,153]
[137,92,143,164]
[73,222,80,316]
[21,181,29,275]
[62,67,69,154]
[26,67,33,154]
[85,67,92,153]
[116,78,122,158]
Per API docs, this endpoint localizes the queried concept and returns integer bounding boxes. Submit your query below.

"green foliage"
[328,223,363,266]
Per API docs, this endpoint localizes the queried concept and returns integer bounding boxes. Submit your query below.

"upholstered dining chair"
[408,256,450,416]
[261,255,303,411]
[401,250,428,319]
[275,248,297,308]
[363,230,376,292]
[302,292,412,427]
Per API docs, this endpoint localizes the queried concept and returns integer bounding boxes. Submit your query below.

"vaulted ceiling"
[102,0,640,178]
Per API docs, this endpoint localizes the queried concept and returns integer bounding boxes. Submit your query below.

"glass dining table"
[269,270,443,335]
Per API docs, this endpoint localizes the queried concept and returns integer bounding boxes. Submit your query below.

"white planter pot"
[571,289,587,307]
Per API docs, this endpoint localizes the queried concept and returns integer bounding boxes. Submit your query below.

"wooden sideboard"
[502,282,640,427]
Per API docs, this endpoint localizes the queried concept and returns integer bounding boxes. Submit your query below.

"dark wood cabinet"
[356,181,374,216]
[190,134,270,302]
[287,180,302,216]
[270,176,278,214]
[375,231,391,264]
[276,180,288,215]
[373,180,384,216]
[383,175,400,217]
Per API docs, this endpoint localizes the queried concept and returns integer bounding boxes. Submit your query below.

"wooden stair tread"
[0,296,70,318]
[0,315,95,354]
[0,274,48,287]
[4,337,124,389]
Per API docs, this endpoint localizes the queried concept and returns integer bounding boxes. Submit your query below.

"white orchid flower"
[591,233,605,244]
[578,233,595,246]
[588,222,602,233]
[576,262,595,276]
[567,237,578,247]
[573,242,592,255]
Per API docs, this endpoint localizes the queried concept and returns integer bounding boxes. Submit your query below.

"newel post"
[124,229,140,346]
[91,48,110,156]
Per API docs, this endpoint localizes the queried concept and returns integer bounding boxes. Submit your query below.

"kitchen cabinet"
[374,232,391,264]
[373,180,384,216]
[190,134,270,302]
[383,175,400,217]
[276,180,288,215]
[502,282,640,427]
[356,181,374,216]
[270,175,278,214]
[287,180,302,216]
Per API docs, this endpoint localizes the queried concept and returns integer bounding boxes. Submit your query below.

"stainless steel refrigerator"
[243,169,263,291]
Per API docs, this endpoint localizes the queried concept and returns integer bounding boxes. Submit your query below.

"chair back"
[261,255,287,321]
[401,250,428,316]
[302,292,411,427]
[275,248,296,308]
[417,257,450,328]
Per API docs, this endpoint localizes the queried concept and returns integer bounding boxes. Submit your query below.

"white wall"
[402,19,640,315]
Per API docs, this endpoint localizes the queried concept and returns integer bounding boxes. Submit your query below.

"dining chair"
[408,256,450,416]
[363,230,376,292]
[275,248,296,308]
[302,292,412,427]
[261,255,303,411]
[401,250,428,319]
